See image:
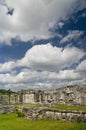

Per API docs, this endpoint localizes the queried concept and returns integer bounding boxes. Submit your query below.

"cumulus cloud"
[0,61,16,72]
[77,59,86,72]
[0,43,85,90]
[0,0,86,90]
[0,0,77,44]
[0,43,85,73]
[56,70,81,80]
[0,68,84,90]
[21,43,85,71]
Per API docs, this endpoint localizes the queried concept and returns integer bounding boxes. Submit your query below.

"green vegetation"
[12,103,86,111]
[16,109,25,117]
[0,113,86,130]
[21,103,42,108]
[0,89,17,95]
[11,103,43,108]
[51,104,86,111]
[1,103,86,111]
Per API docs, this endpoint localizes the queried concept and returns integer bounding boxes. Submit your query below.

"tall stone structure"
[0,93,19,104]
[0,85,86,106]
[19,85,86,106]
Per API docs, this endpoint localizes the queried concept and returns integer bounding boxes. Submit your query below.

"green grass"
[1,103,86,110]
[18,103,42,108]
[8,103,42,108]
[0,113,86,130]
[51,105,86,111]
[10,103,86,111]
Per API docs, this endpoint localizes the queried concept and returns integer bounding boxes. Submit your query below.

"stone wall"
[0,106,86,122]
[22,107,86,122]
[0,85,86,106]
[20,85,86,106]
[0,106,17,114]
[0,94,19,104]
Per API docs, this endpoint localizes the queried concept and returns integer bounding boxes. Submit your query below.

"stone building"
[0,93,19,104]
[19,85,86,106]
[19,89,42,104]
[0,85,86,106]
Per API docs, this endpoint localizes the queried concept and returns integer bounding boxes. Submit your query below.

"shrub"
[16,109,24,118]
[3,112,7,115]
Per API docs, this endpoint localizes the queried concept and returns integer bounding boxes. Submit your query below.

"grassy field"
[51,104,86,111]
[10,103,86,111]
[0,113,86,130]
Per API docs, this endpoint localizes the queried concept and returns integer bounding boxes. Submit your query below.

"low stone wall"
[0,106,17,114]
[0,106,86,122]
[22,107,86,122]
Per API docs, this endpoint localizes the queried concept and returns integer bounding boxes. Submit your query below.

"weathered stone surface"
[0,106,86,122]
[19,85,86,106]
[0,85,86,106]
[0,106,17,114]
[22,107,86,122]
[0,94,19,104]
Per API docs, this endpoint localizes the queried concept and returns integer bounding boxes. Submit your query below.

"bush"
[3,112,7,115]
[16,109,24,118]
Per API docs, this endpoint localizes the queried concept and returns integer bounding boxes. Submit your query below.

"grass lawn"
[8,103,43,108]
[51,105,86,111]
[0,113,86,130]
[10,103,86,111]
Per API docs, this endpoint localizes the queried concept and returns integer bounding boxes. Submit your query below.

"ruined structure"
[19,85,86,106]
[0,85,86,106]
[0,93,19,104]
[0,106,86,122]
[22,107,86,122]
[0,85,86,122]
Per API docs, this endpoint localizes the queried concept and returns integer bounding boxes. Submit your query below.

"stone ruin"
[19,85,86,106]
[0,93,19,104]
[0,85,86,122]
[0,105,86,122]
[22,107,86,122]
[0,85,86,106]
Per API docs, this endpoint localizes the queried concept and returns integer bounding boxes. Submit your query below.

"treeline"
[0,89,16,95]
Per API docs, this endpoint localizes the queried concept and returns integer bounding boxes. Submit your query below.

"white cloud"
[0,68,84,90]
[0,43,85,90]
[0,0,77,44]
[0,43,85,73]
[60,30,84,43]
[0,61,16,72]
[0,0,86,90]
[56,70,81,80]
[21,43,85,71]
[74,0,86,12]
[77,59,86,72]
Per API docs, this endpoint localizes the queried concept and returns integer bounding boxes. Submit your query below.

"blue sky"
[0,0,86,91]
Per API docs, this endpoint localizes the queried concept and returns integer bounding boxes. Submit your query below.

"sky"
[0,0,86,91]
